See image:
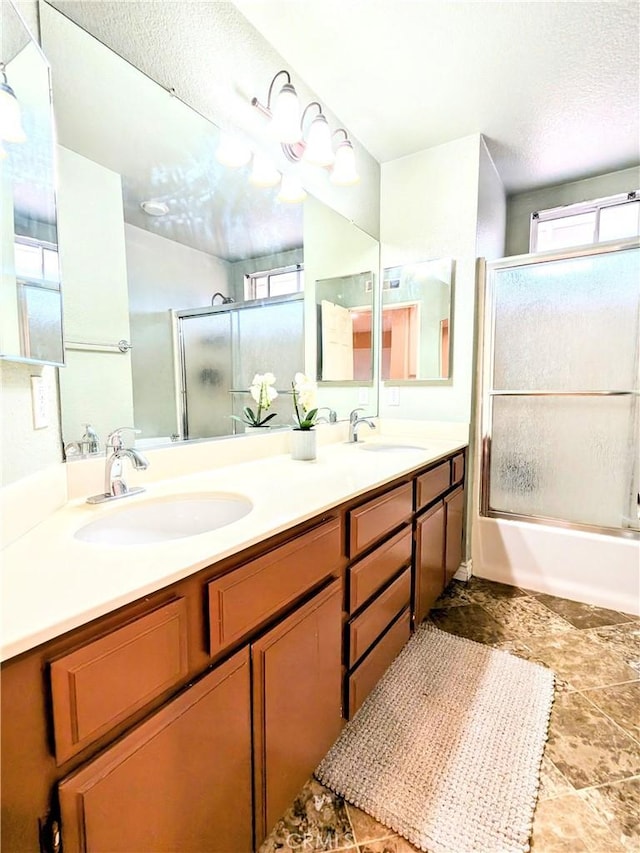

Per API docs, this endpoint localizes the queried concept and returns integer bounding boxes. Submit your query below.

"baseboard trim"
[453,560,473,582]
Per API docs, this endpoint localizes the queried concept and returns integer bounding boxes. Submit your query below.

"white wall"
[57,146,134,449]
[125,224,230,438]
[0,361,61,484]
[505,165,640,256]
[379,134,483,424]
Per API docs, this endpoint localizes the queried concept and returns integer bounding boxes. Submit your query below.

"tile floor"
[260,578,640,853]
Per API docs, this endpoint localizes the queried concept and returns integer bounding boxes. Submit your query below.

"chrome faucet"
[348,407,376,442]
[315,406,338,424]
[87,427,149,504]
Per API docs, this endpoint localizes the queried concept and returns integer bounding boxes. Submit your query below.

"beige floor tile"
[259,777,356,853]
[537,754,575,801]
[345,803,396,844]
[358,836,421,853]
[581,682,640,742]
[534,594,636,630]
[525,629,639,691]
[479,595,574,640]
[530,794,626,852]
[579,778,640,852]
[546,692,640,789]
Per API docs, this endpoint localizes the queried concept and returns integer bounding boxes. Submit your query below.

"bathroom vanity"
[0,439,466,852]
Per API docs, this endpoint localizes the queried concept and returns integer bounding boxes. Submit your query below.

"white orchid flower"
[250,373,278,409]
[293,372,317,413]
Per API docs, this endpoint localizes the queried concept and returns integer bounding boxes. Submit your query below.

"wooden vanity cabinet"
[58,649,253,853]
[414,500,446,624]
[445,485,465,586]
[252,580,342,847]
[0,447,467,852]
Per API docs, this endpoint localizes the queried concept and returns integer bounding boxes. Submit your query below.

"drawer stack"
[345,483,413,718]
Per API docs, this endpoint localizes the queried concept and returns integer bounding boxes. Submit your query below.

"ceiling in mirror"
[43,5,302,262]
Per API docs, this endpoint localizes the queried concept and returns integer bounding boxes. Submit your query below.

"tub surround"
[0,420,468,661]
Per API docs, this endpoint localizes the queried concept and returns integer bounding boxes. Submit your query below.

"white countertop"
[1,435,466,661]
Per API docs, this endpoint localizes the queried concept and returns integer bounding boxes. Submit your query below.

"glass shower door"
[482,241,640,536]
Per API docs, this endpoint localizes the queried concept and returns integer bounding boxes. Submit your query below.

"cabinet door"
[58,649,253,853]
[252,580,343,846]
[414,500,445,625]
[445,486,465,585]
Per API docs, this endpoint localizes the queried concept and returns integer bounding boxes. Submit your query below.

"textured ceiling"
[235,0,640,193]
[41,3,303,261]
[44,1,639,197]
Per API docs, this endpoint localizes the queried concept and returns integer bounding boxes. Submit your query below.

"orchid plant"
[231,372,279,427]
[291,372,318,430]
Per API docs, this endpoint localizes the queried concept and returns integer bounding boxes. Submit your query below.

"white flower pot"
[290,429,316,461]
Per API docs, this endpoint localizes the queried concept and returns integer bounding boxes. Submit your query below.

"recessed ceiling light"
[140,200,169,216]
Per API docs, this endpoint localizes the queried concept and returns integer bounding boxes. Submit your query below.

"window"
[530,191,640,253]
[244,264,303,300]
[14,237,60,284]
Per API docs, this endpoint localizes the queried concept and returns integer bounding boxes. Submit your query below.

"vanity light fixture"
[330,129,359,186]
[0,61,26,146]
[252,69,359,186]
[252,69,301,145]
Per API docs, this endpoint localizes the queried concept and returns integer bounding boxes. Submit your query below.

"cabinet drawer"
[208,518,342,655]
[347,608,411,719]
[415,461,450,510]
[348,525,412,614]
[348,568,411,668]
[452,452,465,485]
[51,599,189,765]
[348,482,413,557]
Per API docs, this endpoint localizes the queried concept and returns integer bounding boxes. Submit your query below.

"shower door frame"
[480,237,640,541]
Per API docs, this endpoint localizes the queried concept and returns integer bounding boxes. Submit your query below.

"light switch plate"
[387,387,400,406]
[357,387,369,404]
[30,376,48,429]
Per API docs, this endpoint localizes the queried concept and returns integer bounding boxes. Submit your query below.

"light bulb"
[271,82,301,144]
[303,114,334,167]
[331,140,359,185]
[250,153,280,187]
[277,173,307,203]
[0,83,26,144]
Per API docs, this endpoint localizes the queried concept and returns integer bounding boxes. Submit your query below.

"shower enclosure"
[176,294,304,439]
[480,239,639,539]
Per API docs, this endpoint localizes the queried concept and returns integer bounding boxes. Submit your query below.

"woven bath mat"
[316,622,555,853]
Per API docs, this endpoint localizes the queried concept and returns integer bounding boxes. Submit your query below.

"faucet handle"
[349,407,365,423]
[107,427,141,450]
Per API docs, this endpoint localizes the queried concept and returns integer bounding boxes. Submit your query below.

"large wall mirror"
[381,258,454,383]
[40,2,379,452]
[0,0,63,365]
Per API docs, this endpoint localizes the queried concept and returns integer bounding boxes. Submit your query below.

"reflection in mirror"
[381,258,453,382]
[41,3,379,452]
[316,272,373,381]
[0,0,63,365]
[303,196,379,416]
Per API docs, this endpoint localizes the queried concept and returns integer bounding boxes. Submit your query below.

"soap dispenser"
[81,423,100,455]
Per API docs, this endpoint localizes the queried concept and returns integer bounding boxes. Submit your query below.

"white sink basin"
[75,493,253,545]
[359,442,428,453]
